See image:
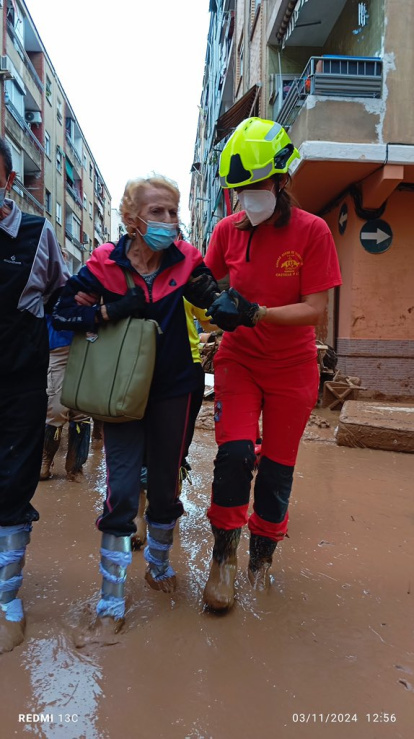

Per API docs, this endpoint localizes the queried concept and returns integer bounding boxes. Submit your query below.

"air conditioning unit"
[0,55,12,76]
[25,111,42,124]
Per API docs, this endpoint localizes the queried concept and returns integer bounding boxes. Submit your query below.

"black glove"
[105,287,146,321]
[226,288,266,328]
[206,291,242,332]
[183,273,219,309]
[206,288,266,332]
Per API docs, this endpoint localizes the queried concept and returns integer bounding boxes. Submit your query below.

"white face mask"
[237,189,277,226]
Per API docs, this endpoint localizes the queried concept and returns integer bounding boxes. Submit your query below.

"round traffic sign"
[360,219,393,254]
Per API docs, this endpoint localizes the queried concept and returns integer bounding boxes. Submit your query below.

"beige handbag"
[61,271,159,422]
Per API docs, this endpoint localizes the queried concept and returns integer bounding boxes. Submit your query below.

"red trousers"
[208,353,319,540]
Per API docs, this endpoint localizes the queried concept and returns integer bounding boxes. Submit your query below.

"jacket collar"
[109,234,185,274]
[0,200,22,238]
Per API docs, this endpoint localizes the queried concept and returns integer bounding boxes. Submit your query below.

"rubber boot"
[131,488,147,551]
[144,519,177,593]
[75,533,132,648]
[247,533,277,591]
[0,524,31,654]
[66,421,91,482]
[203,526,241,611]
[39,425,62,480]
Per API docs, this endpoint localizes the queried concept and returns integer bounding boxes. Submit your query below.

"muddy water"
[0,423,413,739]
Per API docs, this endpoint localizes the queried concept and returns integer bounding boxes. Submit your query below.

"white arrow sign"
[362,228,390,244]
[339,212,348,226]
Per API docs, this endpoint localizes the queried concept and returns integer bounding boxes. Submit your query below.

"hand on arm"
[206,289,328,331]
[260,291,328,326]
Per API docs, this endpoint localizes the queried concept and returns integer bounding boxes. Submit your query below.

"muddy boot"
[66,421,91,482]
[131,488,147,551]
[75,533,132,648]
[144,519,177,593]
[0,524,31,654]
[39,425,62,480]
[247,534,277,591]
[203,526,241,611]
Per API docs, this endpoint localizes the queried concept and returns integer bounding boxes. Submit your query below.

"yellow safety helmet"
[219,117,300,189]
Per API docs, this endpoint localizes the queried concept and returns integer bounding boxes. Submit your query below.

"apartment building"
[0,0,111,274]
[190,0,414,397]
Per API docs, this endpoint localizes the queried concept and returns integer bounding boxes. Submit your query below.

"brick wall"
[336,339,414,396]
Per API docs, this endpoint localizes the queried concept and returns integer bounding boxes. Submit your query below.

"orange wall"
[324,190,414,341]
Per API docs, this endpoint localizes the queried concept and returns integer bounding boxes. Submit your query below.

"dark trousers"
[97,393,191,536]
[0,386,47,526]
[182,363,205,461]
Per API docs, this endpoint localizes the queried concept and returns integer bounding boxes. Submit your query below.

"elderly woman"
[53,175,218,642]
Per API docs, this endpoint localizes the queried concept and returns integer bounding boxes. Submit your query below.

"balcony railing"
[5,98,45,154]
[12,179,44,214]
[65,182,83,208]
[65,228,85,252]
[277,55,383,130]
[65,132,83,167]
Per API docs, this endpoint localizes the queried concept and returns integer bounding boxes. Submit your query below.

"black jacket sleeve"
[52,266,105,333]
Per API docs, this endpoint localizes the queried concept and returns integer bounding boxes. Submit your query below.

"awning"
[65,160,73,180]
[215,84,260,143]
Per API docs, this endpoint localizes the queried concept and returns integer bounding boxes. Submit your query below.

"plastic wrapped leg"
[0,524,31,654]
[144,519,177,593]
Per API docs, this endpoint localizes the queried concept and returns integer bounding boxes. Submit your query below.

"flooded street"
[0,414,413,739]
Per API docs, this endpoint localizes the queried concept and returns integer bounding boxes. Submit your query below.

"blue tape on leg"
[96,596,125,619]
[0,598,24,622]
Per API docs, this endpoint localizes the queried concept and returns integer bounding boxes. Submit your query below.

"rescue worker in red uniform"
[202,118,342,610]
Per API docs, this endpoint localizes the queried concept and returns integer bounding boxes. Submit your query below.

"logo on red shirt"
[275,250,303,277]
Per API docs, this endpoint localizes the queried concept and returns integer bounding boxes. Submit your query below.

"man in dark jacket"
[0,137,69,653]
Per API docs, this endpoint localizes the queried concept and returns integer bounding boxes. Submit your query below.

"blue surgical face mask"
[0,187,7,209]
[137,217,178,251]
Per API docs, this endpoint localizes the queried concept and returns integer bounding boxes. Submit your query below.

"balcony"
[12,179,44,215]
[65,227,85,252]
[6,21,44,93]
[5,99,43,171]
[276,56,383,130]
[65,182,83,211]
[65,131,83,167]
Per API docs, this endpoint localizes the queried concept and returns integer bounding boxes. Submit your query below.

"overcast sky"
[26,0,211,229]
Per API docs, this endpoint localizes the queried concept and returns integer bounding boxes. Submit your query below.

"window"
[83,154,87,170]
[46,76,52,103]
[89,163,93,181]
[56,202,62,225]
[250,1,261,36]
[44,131,51,158]
[89,202,93,219]
[57,99,63,123]
[45,190,52,214]
[56,146,62,173]
[238,37,244,82]
[5,80,24,118]
[83,194,87,210]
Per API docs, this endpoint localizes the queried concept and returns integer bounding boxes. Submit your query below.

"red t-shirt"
[205,207,342,367]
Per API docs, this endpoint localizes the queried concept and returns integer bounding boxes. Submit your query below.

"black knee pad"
[212,440,256,508]
[254,456,294,523]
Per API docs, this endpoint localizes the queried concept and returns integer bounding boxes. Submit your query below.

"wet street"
[0,412,413,739]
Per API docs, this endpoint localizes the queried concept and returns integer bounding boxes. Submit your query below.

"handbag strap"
[123,269,135,290]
